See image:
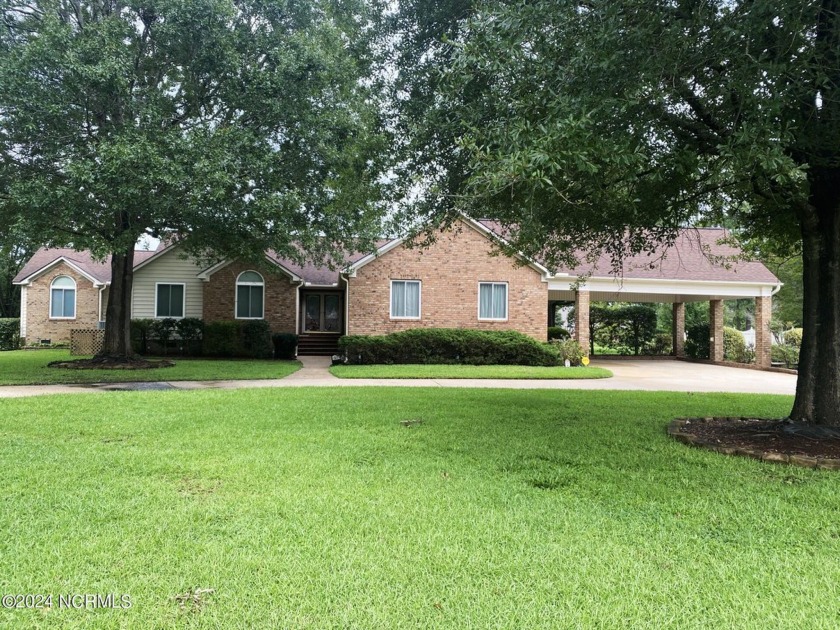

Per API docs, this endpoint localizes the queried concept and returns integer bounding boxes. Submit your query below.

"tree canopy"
[391,0,840,425]
[0,0,386,355]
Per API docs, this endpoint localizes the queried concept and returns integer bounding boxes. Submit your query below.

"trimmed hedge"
[0,318,20,351]
[272,332,299,360]
[202,320,274,358]
[203,321,244,357]
[241,320,273,359]
[338,328,560,366]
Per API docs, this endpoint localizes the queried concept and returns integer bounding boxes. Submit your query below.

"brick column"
[754,295,772,368]
[709,299,724,362]
[574,289,590,357]
[672,302,685,357]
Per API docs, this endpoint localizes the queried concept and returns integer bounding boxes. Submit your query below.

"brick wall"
[574,290,590,356]
[754,295,772,368]
[24,263,101,343]
[347,221,548,340]
[202,262,298,333]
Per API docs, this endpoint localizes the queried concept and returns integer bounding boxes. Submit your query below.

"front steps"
[297,333,342,357]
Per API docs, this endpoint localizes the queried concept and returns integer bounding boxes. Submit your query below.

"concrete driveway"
[0,357,797,398]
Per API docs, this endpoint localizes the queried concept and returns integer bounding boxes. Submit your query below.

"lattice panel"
[70,329,105,356]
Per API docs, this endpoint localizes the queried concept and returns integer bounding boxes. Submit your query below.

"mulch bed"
[669,417,840,470]
[48,357,175,370]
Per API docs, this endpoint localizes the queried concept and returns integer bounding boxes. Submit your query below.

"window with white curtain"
[478,282,508,320]
[390,280,421,318]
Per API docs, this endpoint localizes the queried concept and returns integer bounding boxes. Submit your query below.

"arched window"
[50,276,76,319]
[236,271,264,319]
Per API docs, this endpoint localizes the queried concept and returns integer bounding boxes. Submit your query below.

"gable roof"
[13,248,158,285]
[477,222,779,285]
[344,216,553,278]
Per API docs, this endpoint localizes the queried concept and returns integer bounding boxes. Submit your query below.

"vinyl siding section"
[132,248,204,319]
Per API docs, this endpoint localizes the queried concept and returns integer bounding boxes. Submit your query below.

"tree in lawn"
[0,0,385,360]
[391,1,840,426]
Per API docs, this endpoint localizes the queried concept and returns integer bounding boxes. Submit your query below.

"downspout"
[341,273,350,336]
[98,285,106,325]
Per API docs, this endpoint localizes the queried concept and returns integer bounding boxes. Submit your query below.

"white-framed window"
[155,283,185,318]
[50,276,76,319]
[236,271,264,319]
[390,280,421,319]
[478,282,508,320]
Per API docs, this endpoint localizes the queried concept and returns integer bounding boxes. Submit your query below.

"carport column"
[754,295,772,368]
[574,289,590,357]
[672,302,685,357]
[709,299,724,362]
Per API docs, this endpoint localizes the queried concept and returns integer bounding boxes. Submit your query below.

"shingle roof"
[477,222,779,284]
[15,227,779,287]
[266,242,392,285]
[13,247,159,284]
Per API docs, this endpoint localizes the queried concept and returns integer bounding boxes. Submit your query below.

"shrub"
[130,319,155,355]
[149,318,178,354]
[772,344,799,368]
[783,327,803,348]
[550,338,586,366]
[241,320,273,359]
[203,321,244,357]
[685,322,710,359]
[0,318,20,350]
[723,327,747,363]
[176,317,204,355]
[547,326,570,341]
[339,328,560,366]
[650,332,673,356]
[610,304,658,355]
[272,332,299,360]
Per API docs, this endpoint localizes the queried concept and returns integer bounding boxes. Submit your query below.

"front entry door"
[303,293,342,333]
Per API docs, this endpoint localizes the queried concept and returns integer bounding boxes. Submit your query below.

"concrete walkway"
[0,357,797,399]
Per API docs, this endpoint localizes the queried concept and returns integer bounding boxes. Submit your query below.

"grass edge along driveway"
[329,363,613,379]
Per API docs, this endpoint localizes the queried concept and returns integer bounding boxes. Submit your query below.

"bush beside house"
[130,318,290,359]
[339,328,563,366]
[0,319,21,350]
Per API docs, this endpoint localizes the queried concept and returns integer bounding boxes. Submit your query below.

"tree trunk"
[99,246,135,358]
[790,184,840,425]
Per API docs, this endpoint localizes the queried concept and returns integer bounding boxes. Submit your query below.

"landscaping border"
[668,418,840,470]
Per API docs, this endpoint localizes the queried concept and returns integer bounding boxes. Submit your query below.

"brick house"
[13,216,781,363]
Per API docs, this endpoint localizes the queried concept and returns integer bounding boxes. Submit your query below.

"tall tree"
[0,0,385,358]
[0,231,34,318]
[392,0,840,426]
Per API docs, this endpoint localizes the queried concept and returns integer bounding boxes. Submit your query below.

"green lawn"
[1,387,836,628]
[0,349,299,385]
[330,363,612,379]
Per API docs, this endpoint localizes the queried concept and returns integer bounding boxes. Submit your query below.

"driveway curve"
[0,357,796,399]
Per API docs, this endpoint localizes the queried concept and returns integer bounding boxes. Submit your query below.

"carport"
[546,229,782,367]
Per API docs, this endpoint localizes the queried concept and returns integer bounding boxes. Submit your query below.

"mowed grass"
[330,363,612,379]
[0,350,300,385]
[0,388,835,628]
